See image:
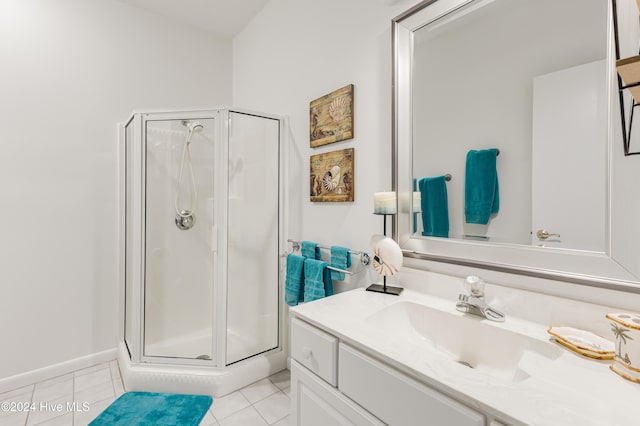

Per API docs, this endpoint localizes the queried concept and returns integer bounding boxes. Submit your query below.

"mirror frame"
[391,0,640,293]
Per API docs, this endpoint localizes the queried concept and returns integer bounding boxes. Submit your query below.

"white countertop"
[290,288,640,426]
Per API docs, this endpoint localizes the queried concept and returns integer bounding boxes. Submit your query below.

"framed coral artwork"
[310,148,354,202]
[309,84,354,148]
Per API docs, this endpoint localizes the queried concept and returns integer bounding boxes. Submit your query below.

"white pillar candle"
[373,192,397,214]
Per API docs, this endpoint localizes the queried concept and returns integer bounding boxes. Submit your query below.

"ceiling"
[118,0,271,39]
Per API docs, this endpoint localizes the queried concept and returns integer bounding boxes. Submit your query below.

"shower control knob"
[175,211,196,230]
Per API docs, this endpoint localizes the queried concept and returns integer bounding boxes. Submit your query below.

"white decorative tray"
[547,326,614,360]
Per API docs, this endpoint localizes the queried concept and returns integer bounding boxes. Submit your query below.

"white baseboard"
[0,348,118,394]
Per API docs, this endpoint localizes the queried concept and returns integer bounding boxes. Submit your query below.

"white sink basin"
[366,301,561,382]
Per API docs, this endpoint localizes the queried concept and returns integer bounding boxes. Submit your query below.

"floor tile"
[272,416,290,426]
[268,370,290,391]
[33,378,73,403]
[281,387,290,398]
[74,381,114,405]
[0,384,34,401]
[112,379,125,398]
[74,363,110,378]
[35,374,73,390]
[33,412,73,425]
[108,361,121,382]
[239,378,279,404]
[26,394,70,426]
[2,411,29,426]
[74,369,111,394]
[1,390,34,419]
[210,391,250,421]
[219,406,268,426]
[73,397,114,425]
[253,391,290,425]
[199,409,219,426]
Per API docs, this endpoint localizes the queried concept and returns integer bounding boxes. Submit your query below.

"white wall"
[235,0,640,300]
[233,0,415,292]
[0,0,231,380]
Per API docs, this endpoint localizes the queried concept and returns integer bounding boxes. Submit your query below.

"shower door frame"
[122,108,287,369]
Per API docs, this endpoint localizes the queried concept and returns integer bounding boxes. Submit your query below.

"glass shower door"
[143,117,216,361]
[226,111,280,365]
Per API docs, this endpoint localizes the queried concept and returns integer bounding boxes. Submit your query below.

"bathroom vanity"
[290,287,640,426]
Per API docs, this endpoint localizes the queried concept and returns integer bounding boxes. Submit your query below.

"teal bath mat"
[89,392,213,425]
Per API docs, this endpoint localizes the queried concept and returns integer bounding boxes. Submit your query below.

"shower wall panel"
[226,112,280,365]
[143,117,216,360]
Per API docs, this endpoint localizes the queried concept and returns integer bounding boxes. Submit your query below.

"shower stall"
[119,108,286,397]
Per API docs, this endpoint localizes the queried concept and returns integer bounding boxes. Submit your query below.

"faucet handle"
[464,275,485,297]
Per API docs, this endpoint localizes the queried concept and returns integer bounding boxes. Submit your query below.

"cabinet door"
[339,344,485,426]
[291,360,383,426]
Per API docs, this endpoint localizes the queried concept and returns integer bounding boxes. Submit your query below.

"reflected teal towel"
[285,254,305,306]
[418,176,449,238]
[329,246,351,281]
[89,392,212,426]
[465,149,499,224]
[303,259,334,302]
[301,240,321,259]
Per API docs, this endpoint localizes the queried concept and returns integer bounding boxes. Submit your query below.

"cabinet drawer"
[339,344,485,426]
[291,318,338,386]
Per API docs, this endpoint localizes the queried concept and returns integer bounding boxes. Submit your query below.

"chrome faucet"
[456,276,505,322]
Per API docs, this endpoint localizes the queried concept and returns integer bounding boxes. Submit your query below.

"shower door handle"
[211,225,218,252]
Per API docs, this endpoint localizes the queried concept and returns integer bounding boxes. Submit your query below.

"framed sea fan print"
[310,148,354,202]
[309,84,354,147]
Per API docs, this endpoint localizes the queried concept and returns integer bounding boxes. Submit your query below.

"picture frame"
[310,84,354,148]
[310,148,354,202]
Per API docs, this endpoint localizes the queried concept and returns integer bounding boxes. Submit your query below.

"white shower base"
[118,341,287,398]
[145,329,213,360]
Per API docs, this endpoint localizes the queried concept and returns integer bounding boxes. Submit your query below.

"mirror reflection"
[411,0,608,252]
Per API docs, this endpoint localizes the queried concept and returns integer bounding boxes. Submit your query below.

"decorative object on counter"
[310,84,354,147]
[373,192,397,214]
[418,175,450,238]
[464,148,500,225]
[329,246,352,281]
[607,312,640,383]
[367,197,403,295]
[370,235,403,277]
[310,148,354,202]
[547,326,614,360]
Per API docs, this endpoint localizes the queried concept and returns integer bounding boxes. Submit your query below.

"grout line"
[25,383,35,426]
[71,367,76,426]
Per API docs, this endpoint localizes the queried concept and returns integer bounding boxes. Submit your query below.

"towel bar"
[286,239,371,272]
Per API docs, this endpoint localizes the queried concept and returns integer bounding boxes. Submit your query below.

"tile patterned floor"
[0,362,291,426]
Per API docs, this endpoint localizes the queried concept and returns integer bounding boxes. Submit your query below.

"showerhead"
[182,120,204,144]
[182,120,204,133]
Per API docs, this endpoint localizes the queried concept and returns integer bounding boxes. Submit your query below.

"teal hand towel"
[465,149,499,224]
[301,240,321,259]
[285,254,305,306]
[418,176,449,238]
[329,246,351,281]
[303,259,333,302]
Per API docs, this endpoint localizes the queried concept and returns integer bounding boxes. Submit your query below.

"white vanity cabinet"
[291,317,488,426]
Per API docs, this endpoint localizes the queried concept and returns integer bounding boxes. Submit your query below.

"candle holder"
[366,213,404,296]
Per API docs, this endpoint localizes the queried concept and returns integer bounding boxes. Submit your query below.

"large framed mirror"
[393,0,640,291]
